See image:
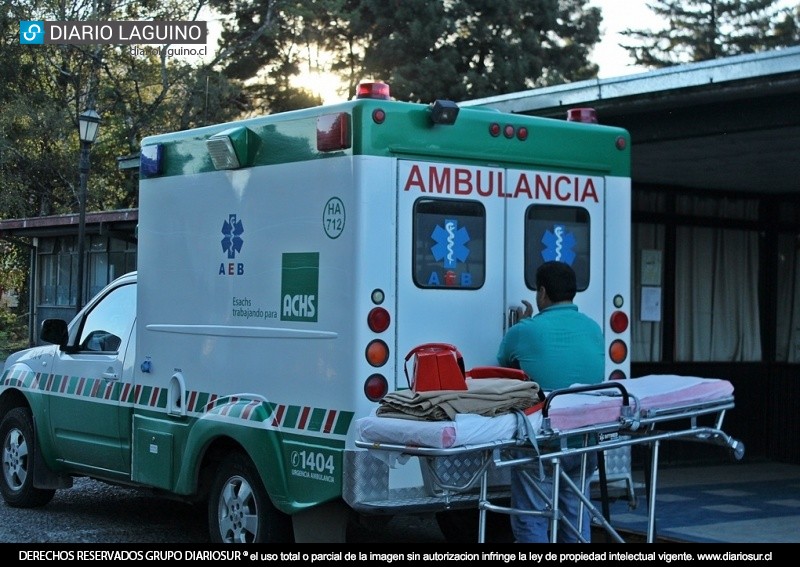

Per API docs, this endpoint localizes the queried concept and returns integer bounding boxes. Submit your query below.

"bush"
[0,308,29,361]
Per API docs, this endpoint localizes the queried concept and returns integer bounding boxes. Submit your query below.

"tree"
[351,0,602,103]
[620,0,799,68]
[207,0,602,105]
[0,0,247,222]
[207,0,324,114]
[773,2,800,45]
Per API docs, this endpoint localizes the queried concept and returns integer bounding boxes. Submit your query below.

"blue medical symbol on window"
[221,214,244,259]
[431,218,470,269]
[541,224,576,265]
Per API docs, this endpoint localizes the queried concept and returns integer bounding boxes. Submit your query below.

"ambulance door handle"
[102,368,119,381]
[507,307,519,328]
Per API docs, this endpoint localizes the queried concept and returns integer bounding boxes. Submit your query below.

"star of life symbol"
[541,223,576,264]
[221,214,244,259]
[20,21,45,44]
[431,218,470,269]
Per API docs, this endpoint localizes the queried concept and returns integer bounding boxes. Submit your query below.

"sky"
[588,0,661,78]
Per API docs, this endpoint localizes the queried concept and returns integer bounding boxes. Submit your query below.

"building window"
[674,225,761,361]
[39,237,78,307]
[38,235,137,308]
[632,190,764,363]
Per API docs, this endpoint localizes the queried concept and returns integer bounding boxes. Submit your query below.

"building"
[2,47,799,464]
[463,46,800,464]
[0,210,137,338]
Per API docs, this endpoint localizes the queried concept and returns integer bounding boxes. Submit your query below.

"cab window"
[525,205,590,291]
[77,283,136,353]
[412,198,485,289]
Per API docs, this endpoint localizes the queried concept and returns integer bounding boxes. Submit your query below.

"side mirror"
[40,319,69,347]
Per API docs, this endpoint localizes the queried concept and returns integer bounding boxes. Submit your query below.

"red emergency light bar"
[567,107,598,124]
[357,82,391,100]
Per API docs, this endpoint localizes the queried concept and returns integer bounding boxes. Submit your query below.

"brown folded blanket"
[376,378,540,421]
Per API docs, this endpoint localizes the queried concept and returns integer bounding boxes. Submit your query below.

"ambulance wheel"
[435,507,514,543]
[0,407,56,508]
[208,452,293,543]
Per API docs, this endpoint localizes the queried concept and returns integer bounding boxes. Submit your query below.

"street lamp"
[75,108,101,313]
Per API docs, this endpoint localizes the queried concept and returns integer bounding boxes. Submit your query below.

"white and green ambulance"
[0,83,631,542]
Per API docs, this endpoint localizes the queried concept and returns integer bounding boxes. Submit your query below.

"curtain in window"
[776,233,800,362]
[675,226,761,361]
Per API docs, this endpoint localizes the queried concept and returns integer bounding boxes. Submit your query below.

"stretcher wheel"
[730,440,745,461]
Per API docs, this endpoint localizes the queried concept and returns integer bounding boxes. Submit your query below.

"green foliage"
[620,0,799,68]
[0,241,29,360]
[773,3,800,45]
[0,241,26,297]
[208,0,601,104]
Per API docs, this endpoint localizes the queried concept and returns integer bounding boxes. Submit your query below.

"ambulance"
[0,83,631,543]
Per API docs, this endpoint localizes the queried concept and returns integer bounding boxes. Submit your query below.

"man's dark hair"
[536,261,577,302]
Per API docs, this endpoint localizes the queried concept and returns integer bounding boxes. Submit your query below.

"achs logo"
[431,218,470,269]
[221,214,244,259]
[20,21,45,44]
[281,253,319,322]
[541,223,576,264]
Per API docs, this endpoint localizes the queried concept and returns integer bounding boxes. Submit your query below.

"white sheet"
[356,374,733,449]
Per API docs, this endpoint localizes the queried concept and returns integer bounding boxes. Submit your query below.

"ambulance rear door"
[503,169,606,344]
[396,160,507,383]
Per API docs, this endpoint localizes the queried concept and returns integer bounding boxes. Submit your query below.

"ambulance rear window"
[525,205,590,291]
[412,198,485,289]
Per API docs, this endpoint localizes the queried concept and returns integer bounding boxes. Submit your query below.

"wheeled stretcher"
[354,374,743,543]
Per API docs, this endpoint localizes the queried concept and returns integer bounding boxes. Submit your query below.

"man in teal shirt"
[497,261,604,543]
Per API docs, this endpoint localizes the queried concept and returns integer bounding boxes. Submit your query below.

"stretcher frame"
[355,381,743,543]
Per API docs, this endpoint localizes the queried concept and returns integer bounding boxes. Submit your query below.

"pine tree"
[352,0,601,103]
[620,0,799,68]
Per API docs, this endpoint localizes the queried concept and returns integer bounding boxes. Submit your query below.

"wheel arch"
[175,407,294,514]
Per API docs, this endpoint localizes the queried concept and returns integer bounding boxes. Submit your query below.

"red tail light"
[367,307,390,333]
[364,374,388,401]
[610,310,629,333]
[317,113,350,152]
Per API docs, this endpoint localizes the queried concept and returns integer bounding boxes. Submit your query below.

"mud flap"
[291,499,352,543]
[33,430,72,489]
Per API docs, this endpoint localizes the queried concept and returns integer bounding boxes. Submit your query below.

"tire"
[435,507,514,543]
[207,453,293,543]
[0,407,56,508]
